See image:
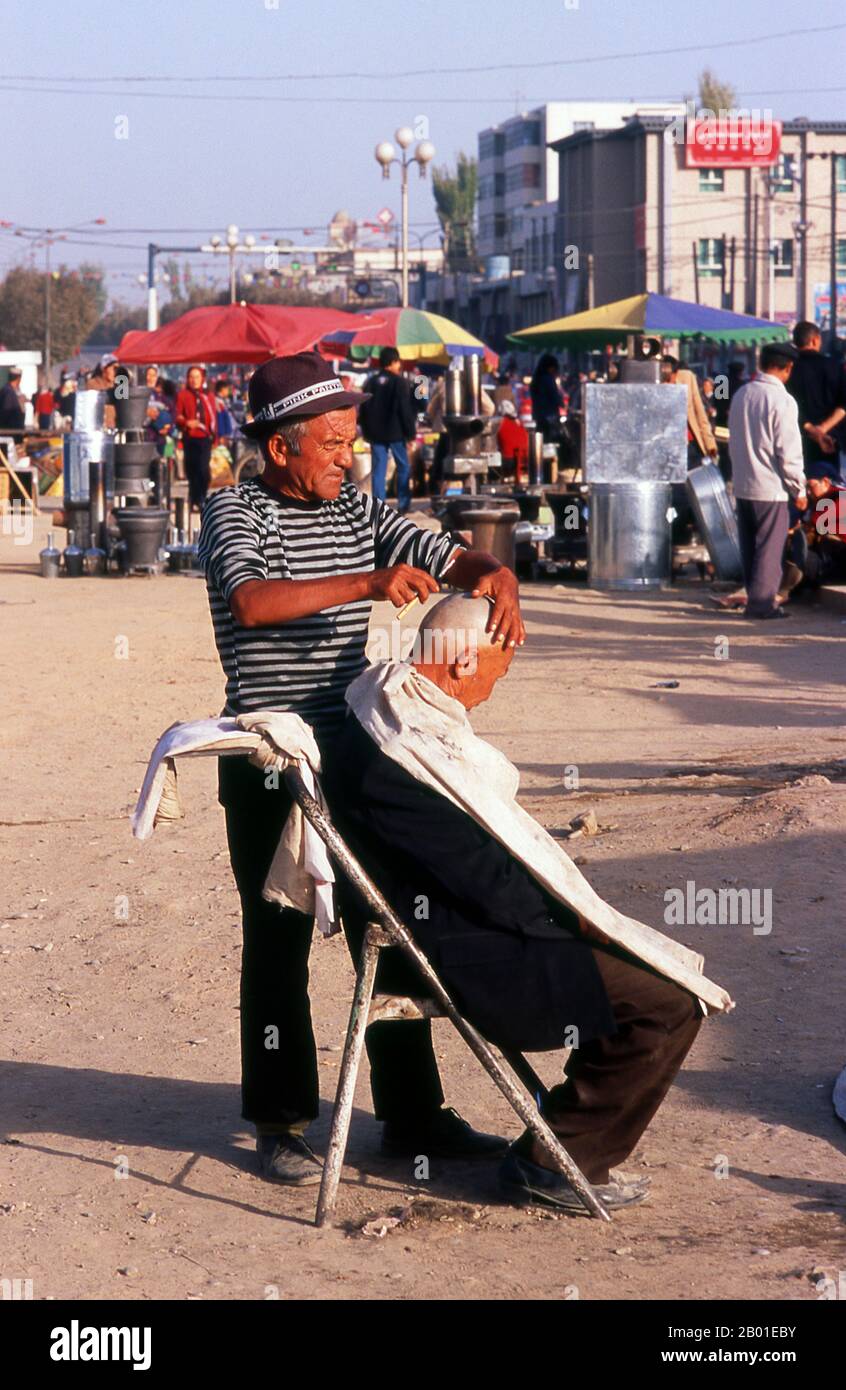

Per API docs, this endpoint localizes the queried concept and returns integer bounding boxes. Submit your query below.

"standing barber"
[728,341,807,620]
[198,351,524,1185]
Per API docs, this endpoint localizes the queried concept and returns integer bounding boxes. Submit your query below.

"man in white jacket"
[728,342,808,619]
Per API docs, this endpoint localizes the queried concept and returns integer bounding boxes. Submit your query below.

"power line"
[3,22,844,82]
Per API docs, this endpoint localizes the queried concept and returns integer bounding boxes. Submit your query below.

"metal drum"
[63,431,115,503]
[447,501,520,571]
[589,481,672,591]
[686,462,744,582]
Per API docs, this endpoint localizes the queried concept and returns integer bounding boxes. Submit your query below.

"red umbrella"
[118,303,383,365]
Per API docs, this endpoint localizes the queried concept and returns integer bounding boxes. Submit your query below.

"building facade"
[552,117,846,332]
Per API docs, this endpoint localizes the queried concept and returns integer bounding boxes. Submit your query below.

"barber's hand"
[369,564,440,608]
[794,493,808,511]
[472,565,526,648]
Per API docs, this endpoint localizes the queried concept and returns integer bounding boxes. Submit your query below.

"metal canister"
[528,430,544,487]
[63,529,84,578]
[88,458,107,549]
[463,354,481,417]
[445,364,464,417]
[39,531,61,579]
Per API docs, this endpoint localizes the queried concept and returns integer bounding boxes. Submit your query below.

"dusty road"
[1,510,845,1301]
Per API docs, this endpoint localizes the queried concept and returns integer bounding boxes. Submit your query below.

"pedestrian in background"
[359,347,417,512]
[728,342,807,621]
[176,364,218,512]
[530,354,565,441]
[787,320,846,484]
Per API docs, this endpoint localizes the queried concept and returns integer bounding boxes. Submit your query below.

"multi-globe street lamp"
[374,128,435,307]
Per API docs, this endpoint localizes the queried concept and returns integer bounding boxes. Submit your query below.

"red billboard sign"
[685,118,781,168]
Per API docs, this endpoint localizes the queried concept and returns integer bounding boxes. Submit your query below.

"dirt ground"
[2,508,845,1303]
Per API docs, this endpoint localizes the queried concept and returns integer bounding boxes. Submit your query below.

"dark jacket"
[787,350,846,469]
[323,713,615,1053]
[0,383,26,431]
[359,369,417,445]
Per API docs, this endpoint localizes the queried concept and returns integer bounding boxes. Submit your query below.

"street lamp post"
[374,128,435,308]
[13,218,105,377]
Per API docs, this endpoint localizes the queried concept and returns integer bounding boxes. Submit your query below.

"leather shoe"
[499,1150,650,1213]
[257,1132,322,1186]
[382,1106,508,1159]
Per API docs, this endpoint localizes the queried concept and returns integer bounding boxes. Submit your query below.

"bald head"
[412,592,514,710]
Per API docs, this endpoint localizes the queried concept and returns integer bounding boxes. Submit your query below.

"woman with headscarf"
[175,365,218,512]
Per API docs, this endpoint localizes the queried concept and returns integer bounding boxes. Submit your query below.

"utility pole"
[692,241,700,304]
[586,252,595,309]
[806,150,841,347]
[729,235,737,312]
[830,153,838,347]
[720,234,727,309]
[44,234,53,379]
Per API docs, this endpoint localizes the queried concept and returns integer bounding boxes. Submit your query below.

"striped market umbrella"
[508,293,790,350]
[321,306,498,369]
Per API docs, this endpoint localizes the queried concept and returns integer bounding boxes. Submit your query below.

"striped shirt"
[197,478,462,740]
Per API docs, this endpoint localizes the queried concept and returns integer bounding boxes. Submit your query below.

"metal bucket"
[686,462,743,582]
[113,507,169,570]
[114,386,150,433]
[589,481,672,591]
[448,502,520,571]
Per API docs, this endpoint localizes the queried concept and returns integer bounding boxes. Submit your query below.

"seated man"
[323,595,733,1213]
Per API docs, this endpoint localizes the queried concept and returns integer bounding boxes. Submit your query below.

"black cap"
[241,350,369,439]
[761,340,798,365]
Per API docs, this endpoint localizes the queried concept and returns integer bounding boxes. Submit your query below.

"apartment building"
[477,101,684,268]
[551,117,846,331]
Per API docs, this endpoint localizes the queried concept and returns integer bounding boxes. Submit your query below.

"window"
[573,120,595,133]
[505,164,541,193]
[505,121,541,151]
[698,168,724,193]
[773,238,794,278]
[837,155,846,195]
[697,238,724,278]
[479,131,504,161]
[837,239,846,271]
[771,153,794,193]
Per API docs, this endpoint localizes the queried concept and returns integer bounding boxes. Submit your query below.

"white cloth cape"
[346,661,734,1015]
[132,713,336,936]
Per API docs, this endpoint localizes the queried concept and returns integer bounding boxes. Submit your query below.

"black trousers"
[219,755,443,1128]
[183,435,212,510]
[736,497,788,617]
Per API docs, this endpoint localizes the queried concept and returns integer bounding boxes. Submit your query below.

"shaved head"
[412,592,514,709]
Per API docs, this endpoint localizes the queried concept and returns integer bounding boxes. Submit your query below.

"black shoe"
[499,1150,650,1213]
[744,605,791,619]
[256,1132,323,1186]
[381,1106,508,1159]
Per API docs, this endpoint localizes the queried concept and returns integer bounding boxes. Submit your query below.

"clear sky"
[2,0,844,305]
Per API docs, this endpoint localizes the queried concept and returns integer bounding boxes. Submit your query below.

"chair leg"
[284,768,609,1223]
[315,924,382,1228]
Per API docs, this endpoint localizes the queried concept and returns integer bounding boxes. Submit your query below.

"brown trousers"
[525,944,702,1184]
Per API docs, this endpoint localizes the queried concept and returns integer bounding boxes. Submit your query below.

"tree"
[0,264,102,361]
[432,153,478,272]
[86,300,148,346]
[698,69,737,115]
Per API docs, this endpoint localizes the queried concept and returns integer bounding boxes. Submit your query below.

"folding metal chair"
[283,767,610,1226]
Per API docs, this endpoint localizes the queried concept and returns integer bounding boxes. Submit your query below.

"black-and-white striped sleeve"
[364,493,465,579]
[197,487,269,602]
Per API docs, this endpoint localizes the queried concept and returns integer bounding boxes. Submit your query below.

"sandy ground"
[2,508,845,1303]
